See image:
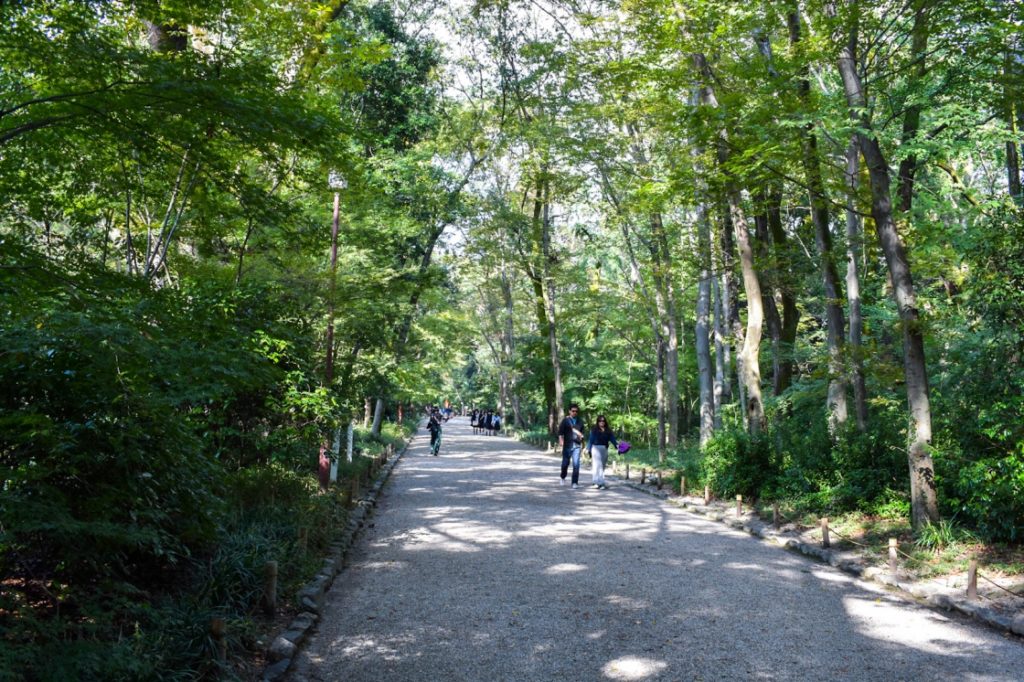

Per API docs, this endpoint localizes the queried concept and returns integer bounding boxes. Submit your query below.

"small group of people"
[558,403,623,490]
[470,408,502,435]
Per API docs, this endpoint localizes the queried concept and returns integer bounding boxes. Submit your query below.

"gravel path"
[290,417,1023,681]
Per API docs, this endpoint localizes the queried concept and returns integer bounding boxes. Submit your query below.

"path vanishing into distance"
[290,418,1024,681]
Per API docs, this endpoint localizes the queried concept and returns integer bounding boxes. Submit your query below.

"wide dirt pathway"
[290,417,1023,681]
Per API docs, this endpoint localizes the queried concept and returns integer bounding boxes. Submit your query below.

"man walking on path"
[558,403,585,488]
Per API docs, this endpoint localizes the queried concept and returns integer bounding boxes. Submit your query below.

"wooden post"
[736,495,742,518]
[772,502,779,528]
[626,463,630,480]
[297,527,308,553]
[680,475,687,496]
[704,484,711,505]
[640,468,647,484]
[210,618,227,663]
[821,517,831,549]
[262,561,278,615]
[967,558,978,600]
[888,538,898,579]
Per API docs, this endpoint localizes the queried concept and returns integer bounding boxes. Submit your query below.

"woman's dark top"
[587,427,618,449]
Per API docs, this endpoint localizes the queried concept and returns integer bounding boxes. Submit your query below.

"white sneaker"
[560,478,566,486]
[571,483,579,489]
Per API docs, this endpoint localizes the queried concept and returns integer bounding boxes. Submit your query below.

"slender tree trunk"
[895,2,930,214]
[500,258,524,427]
[835,7,938,527]
[729,197,765,436]
[541,177,565,429]
[845,139,869,430]
[696,202,716,445]
[527,181,557,434]
[363,397,372,428]
[712,277,726,430]
[1006,46,1022,204]
[753,200,784,395]
[789,6,848,430]
[655,339,667,463]
[766,186,800,392]
[371,398,384,438]
[649,212,680,446]
[718,206,737,407]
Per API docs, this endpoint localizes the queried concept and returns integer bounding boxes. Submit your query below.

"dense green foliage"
[3,0,1023,677]
[1,0,469,677]
[449,0,1024,541]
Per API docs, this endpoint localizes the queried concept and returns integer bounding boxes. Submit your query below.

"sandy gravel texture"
[289,417,1024,681]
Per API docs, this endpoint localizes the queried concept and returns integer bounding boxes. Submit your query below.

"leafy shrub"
[955,456,1024,541]
[699,429,775,499]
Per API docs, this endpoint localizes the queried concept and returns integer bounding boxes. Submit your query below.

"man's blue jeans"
[561,443,581,484]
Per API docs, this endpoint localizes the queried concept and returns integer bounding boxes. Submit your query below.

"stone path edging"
[261,438,410,682]
[617,477,1024,639]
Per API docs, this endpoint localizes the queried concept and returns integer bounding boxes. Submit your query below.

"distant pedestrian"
[428,409,442,456]
[470,409,478,433]
[586,415,618,490]
[558,404,585,488]
[491,411,502,435]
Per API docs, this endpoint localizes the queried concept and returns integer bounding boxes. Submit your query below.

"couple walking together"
[558,403,620,490]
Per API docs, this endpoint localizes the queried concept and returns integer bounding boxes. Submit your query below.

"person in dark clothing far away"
[557,404,585,488]
[427,409,442,456]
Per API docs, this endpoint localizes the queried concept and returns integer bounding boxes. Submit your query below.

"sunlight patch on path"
[544,562,588,574]
[601,656,668,680]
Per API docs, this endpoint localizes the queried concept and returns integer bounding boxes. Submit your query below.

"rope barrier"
[624,478,1024,603]
[977,572,1024,599]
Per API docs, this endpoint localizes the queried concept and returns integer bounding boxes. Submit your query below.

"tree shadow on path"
[291,418,1024,682]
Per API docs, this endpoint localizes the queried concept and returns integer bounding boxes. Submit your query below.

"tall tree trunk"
[1006,46,1022,204]
[694,52,766,435]
[766,186,800,392]
[363,397,372,428]
[527,181,558,434]
[696,202,716,445]
[753,199,784,395]
[895,1,930,214]
[655,339,667,462]
[845,139,869,430]
[835,5,939,527]
[719,205,738,407]
[649,213,680,446]
[500,257,524,427]
[541,178,565,429]
[712,277,726,430]
[789,6,848,430]
[371,397,384,438]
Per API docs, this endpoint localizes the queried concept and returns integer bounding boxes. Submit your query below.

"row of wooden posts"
[615,461,987,602]
[208,444,396,664]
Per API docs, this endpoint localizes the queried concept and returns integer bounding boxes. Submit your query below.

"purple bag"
[617,441,631,454]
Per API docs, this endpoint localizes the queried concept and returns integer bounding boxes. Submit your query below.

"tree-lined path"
[291,418,1023,681]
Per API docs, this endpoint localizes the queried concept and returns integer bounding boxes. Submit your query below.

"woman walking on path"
[558,404,586,488]
[586,415,617,490]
